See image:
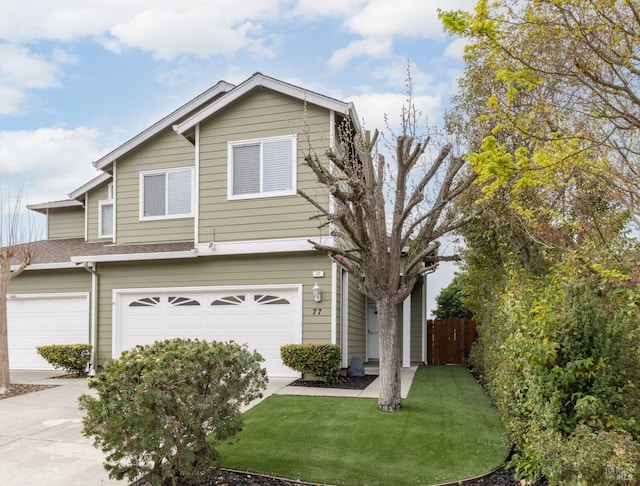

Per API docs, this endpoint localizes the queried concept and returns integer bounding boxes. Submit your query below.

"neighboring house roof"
[10,238,196,269]
[93,79,235,172]
[68,172,113,200]
[26,199,84,214]
[174,72,361,135]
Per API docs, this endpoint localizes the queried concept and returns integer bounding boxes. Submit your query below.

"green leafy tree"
[432,274,473,319]
[79,338,267,486]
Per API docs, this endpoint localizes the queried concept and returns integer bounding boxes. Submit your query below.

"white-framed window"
[98,200,114,238]
[228,135,296,199]
[139,167,194,220]
[98,183,115,239]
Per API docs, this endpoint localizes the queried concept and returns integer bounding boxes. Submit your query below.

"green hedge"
[36,344,92,375]
[281,343,341,383]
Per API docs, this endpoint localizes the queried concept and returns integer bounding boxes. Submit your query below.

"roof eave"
[93,80,235,171]
[175,73,354,135]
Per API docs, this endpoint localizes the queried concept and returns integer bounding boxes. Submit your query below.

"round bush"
[78,338,268,485]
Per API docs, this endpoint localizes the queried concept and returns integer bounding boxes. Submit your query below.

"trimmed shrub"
[36,344,92,375]
[280,343,340,383]
[78,338,268,486]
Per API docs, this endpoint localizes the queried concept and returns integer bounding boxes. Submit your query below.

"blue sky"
[0,0,475,308]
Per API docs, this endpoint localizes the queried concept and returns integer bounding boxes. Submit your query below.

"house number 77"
[313,308,322,315]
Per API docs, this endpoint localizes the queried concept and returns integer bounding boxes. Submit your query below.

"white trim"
[94,80,234,171]
[112,163,117,243]
[84,194,88,241]
[194,124,200,245]
[139,167,195,221]
[403,295,411,368]
[175,73,357,134]
[13,262,79,271]
[27,199,83,213]
[340,268,349,368]
[227,134,297,200]
[68,172,113,200]
[331,261,337,345]
[71,250,198,264]
[422,277,427,364]
[112,283,303,362]
[6,291,89,301]
[196,236,333,256]
[98,200,114,239]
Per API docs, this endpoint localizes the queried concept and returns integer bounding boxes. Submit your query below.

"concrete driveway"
[0,368,416,485]
[0,371,293,486]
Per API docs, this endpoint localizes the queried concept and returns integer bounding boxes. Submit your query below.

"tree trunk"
[377,297,401,411]
[0,277,10,394]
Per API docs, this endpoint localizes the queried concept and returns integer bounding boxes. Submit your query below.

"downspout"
[82,262,98,375]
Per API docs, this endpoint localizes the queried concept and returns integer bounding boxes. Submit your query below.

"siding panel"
[95,252,333,367]
[115,129,195,244]
[198,89,331,243]
[47,207,84,240]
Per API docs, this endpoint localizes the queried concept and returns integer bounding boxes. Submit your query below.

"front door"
[367,302,379,360]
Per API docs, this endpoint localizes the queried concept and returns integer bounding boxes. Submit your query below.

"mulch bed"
[0,383,59,400]
[288,374,378,390]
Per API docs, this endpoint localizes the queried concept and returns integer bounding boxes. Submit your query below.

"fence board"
[426,319,477,365]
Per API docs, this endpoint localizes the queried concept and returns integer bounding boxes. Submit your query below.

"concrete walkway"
[0,367,417,485]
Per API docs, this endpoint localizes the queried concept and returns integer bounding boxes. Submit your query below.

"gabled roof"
[174,72,361,135]
[68,172,112,200]
[93,79,235,171]
[27,199,84,214]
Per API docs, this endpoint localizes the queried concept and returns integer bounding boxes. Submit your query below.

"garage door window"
[211,295,245,306]
[255,294,290,305]
[169,296,200,306]
[129,297,160,307]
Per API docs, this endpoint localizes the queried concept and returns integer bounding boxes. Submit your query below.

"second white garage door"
[114,285,302,377]
[7,292,90,370]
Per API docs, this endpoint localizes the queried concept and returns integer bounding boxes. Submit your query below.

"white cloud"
[345,0,477,39]
[349,91,441,136]
[0,44,63,115]
[328,37,392,70]
[0,127,105,204]
[444,37,468,61]
[291,0,367,19]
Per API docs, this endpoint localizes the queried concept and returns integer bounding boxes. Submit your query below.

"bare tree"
[300,99,479,411]
[0,190,38,394]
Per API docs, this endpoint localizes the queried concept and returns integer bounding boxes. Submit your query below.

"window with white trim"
[98,183,114,239]
[228,135,296,199]
[99,200,114,238]
[140,168,193,220]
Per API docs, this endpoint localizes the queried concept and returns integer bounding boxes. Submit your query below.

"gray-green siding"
[198,89,330,243]
[47,207,84,240]
[94,252,334,367]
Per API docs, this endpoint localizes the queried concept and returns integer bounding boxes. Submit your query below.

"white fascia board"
[27,199,83,214]
[71,250,198,264]
[69,172,112,200]
[94,80,235,171]
[175,73,353,135]
[195,236,334,256]
[11,262,79,271]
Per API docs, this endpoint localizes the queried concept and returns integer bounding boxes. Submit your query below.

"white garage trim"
[112,284,303,377]
[7,292,90,370]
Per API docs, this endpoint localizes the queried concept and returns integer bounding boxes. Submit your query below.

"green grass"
[219,365,509,486]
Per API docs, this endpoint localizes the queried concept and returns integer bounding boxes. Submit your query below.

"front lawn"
[219,365,509,486]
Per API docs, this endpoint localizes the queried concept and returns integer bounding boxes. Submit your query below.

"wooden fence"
[426,318,477,365]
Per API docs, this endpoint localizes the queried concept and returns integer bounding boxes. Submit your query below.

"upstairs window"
[228,135,296,199]
[99,182,114,239]
[140,168,193,220]
[99,200,114,238]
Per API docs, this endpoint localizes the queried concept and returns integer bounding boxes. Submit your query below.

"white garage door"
[7,293,90,370]
[115,286,302,377]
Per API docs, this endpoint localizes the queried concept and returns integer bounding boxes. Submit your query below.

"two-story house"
[7,73,428,377]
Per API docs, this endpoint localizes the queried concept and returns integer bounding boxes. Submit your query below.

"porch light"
[312,283,322,302]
